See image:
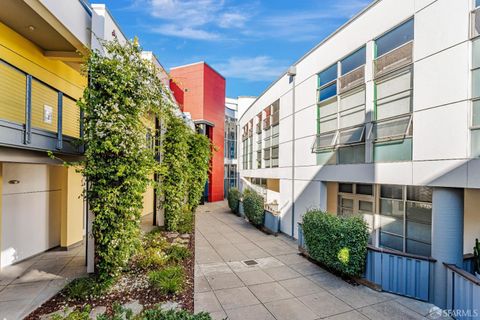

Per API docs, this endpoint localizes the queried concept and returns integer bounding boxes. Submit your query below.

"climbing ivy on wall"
[158,112,212,232]
[78,38,168,281]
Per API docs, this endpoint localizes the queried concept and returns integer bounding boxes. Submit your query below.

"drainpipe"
[288,66,297,237]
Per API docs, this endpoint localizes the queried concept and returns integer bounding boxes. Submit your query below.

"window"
[263,101,280,168]
[341,47,366,75]
[472,101,480,156]
[376,19,414,57]
[379,185,432,257]
[477,0,480,7]
[319,64,337,86]
[337,183,375,243]
[471,37,480,156]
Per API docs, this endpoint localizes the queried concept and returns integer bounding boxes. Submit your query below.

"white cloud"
[215,56,287,82]
[218,12,248,29]
[153,25,220,40]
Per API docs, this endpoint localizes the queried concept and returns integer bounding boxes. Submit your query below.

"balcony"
[0,61,83,155]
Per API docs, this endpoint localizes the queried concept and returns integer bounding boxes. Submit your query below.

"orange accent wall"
[170,62,225,202]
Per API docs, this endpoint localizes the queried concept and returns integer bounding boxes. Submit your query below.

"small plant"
[143,230,169,250]
[140,308,213,320]
[136,247,168,270]
[96,303,133,320]
[227,188,241,213]
[50,306,91,320]
[474,238,480,277]
[148,266,185,294]
[176,206,194,234]
[166,244,191,263]
[64,277,112,300]
[243,189,265,226]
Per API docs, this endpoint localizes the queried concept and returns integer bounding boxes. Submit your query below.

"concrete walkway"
[194,201,438,320]
[0,244,86,320]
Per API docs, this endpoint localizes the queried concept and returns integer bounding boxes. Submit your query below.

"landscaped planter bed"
[25,229,196,319]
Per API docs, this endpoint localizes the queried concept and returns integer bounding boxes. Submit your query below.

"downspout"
[289,67,297,237]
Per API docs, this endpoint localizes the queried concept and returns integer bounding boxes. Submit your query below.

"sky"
[98,0,372,98]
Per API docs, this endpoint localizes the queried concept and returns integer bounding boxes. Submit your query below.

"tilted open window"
[312,131,338,152]
[369,115,412,143]
[338,125,366,146]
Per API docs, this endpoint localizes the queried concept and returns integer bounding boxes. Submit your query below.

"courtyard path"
[194,201,438,320]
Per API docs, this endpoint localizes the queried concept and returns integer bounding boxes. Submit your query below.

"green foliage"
[148,266,185,294]
[159,112,212,232]
[227,188,241,213]
[243,189,265,226]
[78,38,171,281]
[50,307,91,320]
[143,229,169,250]
[474,238,480,274]
[136,247,168,270]
[302,210,369,277]
[64,277,112,300]
[166,244,191,263]
[138,309,212,320]
[96,303,134,320]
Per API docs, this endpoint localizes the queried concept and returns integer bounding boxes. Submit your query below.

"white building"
[238,0,480,309]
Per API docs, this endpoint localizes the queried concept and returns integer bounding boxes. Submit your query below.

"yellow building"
[0,1,163,269]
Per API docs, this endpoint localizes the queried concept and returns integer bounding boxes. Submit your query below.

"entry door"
[1,163,61,268]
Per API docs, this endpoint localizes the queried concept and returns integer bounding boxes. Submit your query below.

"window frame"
[375,18,414,59]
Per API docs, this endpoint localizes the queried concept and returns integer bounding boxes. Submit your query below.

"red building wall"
[170,62,225,202]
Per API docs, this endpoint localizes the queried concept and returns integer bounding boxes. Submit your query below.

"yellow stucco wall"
[327,182,338,215]
[143,178,154,217]
[464,189,480,254]
[267,179,280,192]
[0,22,86,100]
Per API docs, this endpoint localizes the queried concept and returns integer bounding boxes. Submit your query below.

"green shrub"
[136,247,168,270]
[474,238,480,274]
[50,307,91,320]
[243,189,265,226]
[143,230,169,250]
[176,206,194,234]
[64,277,112,300]
[148,266,185,294]
[227,188,241,213]
[138,309,212,320]
[302,209,369,277]
[166,244,191,263]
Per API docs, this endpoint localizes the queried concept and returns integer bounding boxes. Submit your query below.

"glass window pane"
[407,202,432,225]
[381,185,404,200]
[337,145,365,164]
[359,200,373,212]
[477,0,480,7]
[374,138,413,162]
[338,126,364,145]
[380,232,404,252]
[339,183,353,193]
[320,99,338,117]
[406,220,431,244]
[380,216,403,235]
[407,186,432,203]
[376,19,414,57]
[319,83,337,101]
[341,198,354,209]
[406,239,431,257]
[319,116,337,133]
[341,47,366,75]
[474,69,480,99]
[473,100,480,127]
[380,198,404,217]
[340,89,365,111]
[472,128,480,157]
[373,116,411,140]
[357,184,374,196]
[319,64,337,86]
[339,108,365,128]
[474,39,480,69]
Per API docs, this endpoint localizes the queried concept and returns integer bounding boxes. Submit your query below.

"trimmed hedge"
[227,188,241,213]
[243,189,264,226]
[302,209,369,277]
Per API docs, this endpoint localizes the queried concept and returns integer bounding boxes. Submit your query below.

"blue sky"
[99,0,371,98]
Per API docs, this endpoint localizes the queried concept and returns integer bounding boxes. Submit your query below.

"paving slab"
[194,201,436,320]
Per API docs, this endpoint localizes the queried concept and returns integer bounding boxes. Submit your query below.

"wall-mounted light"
[8,180,20,185]
[27,25,35,31]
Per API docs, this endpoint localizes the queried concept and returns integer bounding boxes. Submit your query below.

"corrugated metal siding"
[363,249,432,301]
[62,96,80,138]
[0,61,26,124]
[446,270,480,320]
[31,80,57,133]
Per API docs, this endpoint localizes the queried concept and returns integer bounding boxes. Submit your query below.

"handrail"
[444,263,480,286]
[367,245,437,262]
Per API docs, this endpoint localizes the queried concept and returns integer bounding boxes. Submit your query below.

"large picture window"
[379,185,432,257]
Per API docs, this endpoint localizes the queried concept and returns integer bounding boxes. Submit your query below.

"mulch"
[25,229,195,319]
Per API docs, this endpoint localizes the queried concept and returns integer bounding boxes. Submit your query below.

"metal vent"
[374,42,413,78]
[242,259,258,266]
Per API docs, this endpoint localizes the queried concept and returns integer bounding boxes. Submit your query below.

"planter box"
[238,201,245,218]
[264,210,280,235]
